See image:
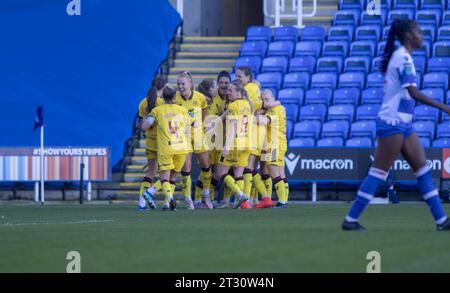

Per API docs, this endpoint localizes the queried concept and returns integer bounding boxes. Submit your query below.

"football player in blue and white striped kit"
[342,19,450,231]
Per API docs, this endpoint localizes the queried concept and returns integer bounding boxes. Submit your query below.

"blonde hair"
[231,81,254,112]
[177,71,195,92]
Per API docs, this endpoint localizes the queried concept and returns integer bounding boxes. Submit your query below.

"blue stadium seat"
[355,25,382,41]
[286,120,294,139]
[317,137,345,147]
[278,88,304,105]
[433,137,450,147]
[419,137,431,147]
[356,104,381,121]
[393,0,418,10]
[283,72,311,89]
[350,120,377,139]
[285,104,300,121]
[247,26,272,42]
[447,89,450,104]
[421,24,436,42]
[328,25,354,42]
[433,41,450,57]
[305,88,333,105]
[367,72,385,88]
[360,9,387,26]
[428,57,450,72]
[412,40,431,57]
[316,57,344,73]
[442,111,450,122]
[295,41,322,58]
[339,72,366,89]
[413,121,436,140]
[322,41,349,57]
[289,137,316,147]
[344,56,371,72]
[240,41,268,57]
[377,40,401,56]
[437,121,450,138]
[413,55,427,75]
[437,26,450,41]
[443,11,450,26]
[293,120,322,139]
[339,0,364,9]
[289,56,316,73]
[362,88,384,104]
[423,72,449,89]
[267,41,295,58]
[382,25,390,40]
[371,56,383,72]
[334,10,360,26]
[420,0,445,10]
[311,72,338,89]
[261,56,289,73]
[416,72,423,89]
[350,40,376,57]
[274,26,299,43]
[234,56,262,73]
[416,9,441,27]
[388,9,415,25]
[328,104,355,121]
[414,105,439,121]
[257,72,284,90]
[421,88,444,103]
[322,120,350,138]
[300,26,325,42]
[346,137,373,147]
[300,104,328,122]
[333,88,361,105]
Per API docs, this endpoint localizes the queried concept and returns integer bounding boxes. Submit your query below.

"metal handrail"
[263,0,317,28]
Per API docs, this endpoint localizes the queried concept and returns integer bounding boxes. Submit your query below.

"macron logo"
[285,153,301,175]
[366,0,381,16]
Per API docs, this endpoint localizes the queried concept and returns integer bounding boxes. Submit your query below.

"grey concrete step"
[169,67,233,75]
[175,59,236,68]
[176,51,239,60]
[180,43,241,53]
[168,74,218,86]
[183,36,245,44]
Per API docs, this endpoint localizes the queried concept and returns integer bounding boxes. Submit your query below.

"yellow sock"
[243,169,253,196]
[200,168,211,191]
[263,175,272,198]
[236,178,244,193]
[209,185,215,201]
[224,185,232,201]
[274,178,286,203]
[251,186,257,201]
[284,180,289,202]
[195,180,203,202]
[223,175,242,195]
[181,173,191,200]
[152,180,162,192]
[139,177,152,196]
[162,181,172,202]
[253,173,269,198]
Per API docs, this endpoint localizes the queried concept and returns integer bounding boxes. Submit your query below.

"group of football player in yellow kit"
[137,67,289,211]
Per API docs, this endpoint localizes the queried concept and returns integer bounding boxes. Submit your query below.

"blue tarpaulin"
[0,0,182,166]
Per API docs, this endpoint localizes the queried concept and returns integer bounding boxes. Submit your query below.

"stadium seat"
[283,72,311,89]
[360,9,387,26]
[382,25,391,41]
[362,88,384,104]
[350,120,377,139]
[333,88,360,105]
[289,56,316,73]
[413,55,427,75]
[305,88,333,105]
[443,11,450,26]
[350,40,376,57]
[285,104,300,121]
[278,88,304,105]
[433,41,450,57]
[433,137,450,147]
[367,72,385,88]
[437,26,450,41]
[437,121,450,138]
[240,41,268,57]
[420,0,445,10]
[420,24,436,42]
[295,41,322,58]
[247,26,272,42]
[344,56,371,72]
[234,56,262,73]
[346,137,373,147]
[423,72,449,89]
[388,9,415,25]
[274,26,299,43]
[393,0,418,10]
[293,120,322,139]
[333,10,360,26]
[328,104,355,121]
[412,40,431,57]
[339,0,364,10]
[414,105,439,121]
[371,56,382,72]
[328,25,354,42]
[322,120,350,138]
[257,72,284,90]
[286,120,294,139]
[339,72,366,89]
[377,40,401,56]
[416,9,441,27]
[299,104,328,122]
[421,88,444,103]
[289,137,316,147]
[322,41,349,57]
[311,72,338,88]
[356,104,381,121]
[300,26,325,42]
[317,137,345,147]
[355,25,382,41]
[316,57,344,73]
[419,137,431,147]
[261,56,289,73]
[442,111,450,122]
[413,121,435,140]
[267,41,295,58]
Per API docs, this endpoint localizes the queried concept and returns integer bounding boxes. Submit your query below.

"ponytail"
[146,77,165,114]
[231,81,254,112]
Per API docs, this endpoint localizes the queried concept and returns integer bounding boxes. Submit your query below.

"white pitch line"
[0,220,115,227]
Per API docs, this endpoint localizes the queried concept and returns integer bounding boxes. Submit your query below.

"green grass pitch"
[1,203,450,273]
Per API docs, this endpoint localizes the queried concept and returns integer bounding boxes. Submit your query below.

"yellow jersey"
[266,105,287,152]
[138,97,165,141]
[226,99,252,150]
[149,104,193,155]
[207,95,225,116]
[244,82,263,113]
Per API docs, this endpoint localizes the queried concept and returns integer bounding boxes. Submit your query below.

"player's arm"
[142,108,157,131]
[262,100,281,109]
[407,87,450,114]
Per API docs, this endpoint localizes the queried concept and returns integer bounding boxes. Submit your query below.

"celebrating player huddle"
[137,68,288,211]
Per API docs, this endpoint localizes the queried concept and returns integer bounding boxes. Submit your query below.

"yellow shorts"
[145,138,158,159]
[158,154,187,172]
[209,150,222,165]
[220,150,250,168]
[264,149,286,167]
